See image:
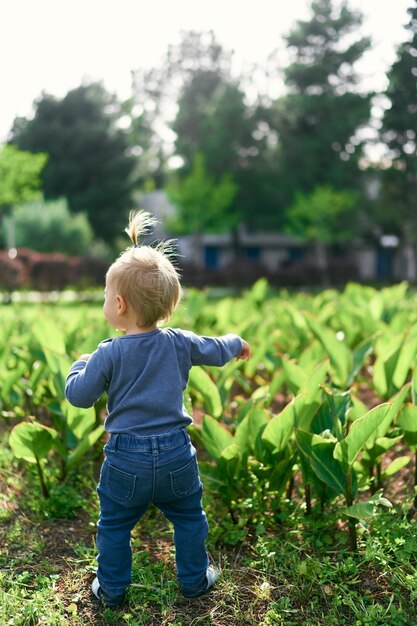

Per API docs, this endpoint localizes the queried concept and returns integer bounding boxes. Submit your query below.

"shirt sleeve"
[188,332,243,366]
[65,342,112,408]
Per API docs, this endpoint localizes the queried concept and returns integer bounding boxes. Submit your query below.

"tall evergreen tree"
[11,83,136,244]
[380,1,417,277]
[164,31,281,232]
[271,0,372,214]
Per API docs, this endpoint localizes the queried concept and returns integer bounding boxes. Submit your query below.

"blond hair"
[106,211,182,327]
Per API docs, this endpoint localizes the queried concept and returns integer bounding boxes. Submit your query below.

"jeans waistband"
[107,428,190,453]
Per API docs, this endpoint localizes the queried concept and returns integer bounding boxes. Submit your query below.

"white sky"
[0,0,412,143]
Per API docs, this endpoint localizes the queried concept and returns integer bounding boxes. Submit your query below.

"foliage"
[2,283,417,622]
[129,30,237,188]
[2,307,108,497]
[11,83,136,244]
[133,30,282,231]
[2,6,416,248]
[169,32,283,231]
[0,144,47,209]
[381,1,417,179]
[285,185,360,243]
[379,1,417,271]
[3,281,417,547]
[270,0,372,217]
[166,153,238,234]
[2,477,417,625]
[14,198,93,256]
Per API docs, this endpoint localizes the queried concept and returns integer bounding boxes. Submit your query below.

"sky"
[0,0,413,143]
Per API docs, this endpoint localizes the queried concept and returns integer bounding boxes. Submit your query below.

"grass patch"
[2,488,417,625]
[2,431,417,625]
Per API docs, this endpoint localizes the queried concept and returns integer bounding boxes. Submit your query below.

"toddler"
[65,211,250,607]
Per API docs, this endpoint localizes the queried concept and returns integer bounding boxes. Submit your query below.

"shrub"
[0,251,27,289]
[14,198,93,256]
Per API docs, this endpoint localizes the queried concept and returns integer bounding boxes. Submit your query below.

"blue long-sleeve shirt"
[65,327,243,435]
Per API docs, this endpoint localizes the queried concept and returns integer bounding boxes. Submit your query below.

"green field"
[2,281,417,625]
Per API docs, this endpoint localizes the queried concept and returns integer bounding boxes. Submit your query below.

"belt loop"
[113,433,119,450]
[151,436,158,455]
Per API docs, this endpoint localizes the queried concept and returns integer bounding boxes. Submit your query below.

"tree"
[380,1,417,279]
[0,144,47,208]
[173,33,284,230]
[130,31,281,232]
[271,0,372,217]
[166,153,237,260]
[121,80,165,189]
[129,31,235,189]
[286,185,360,281]
[11,83,136,244]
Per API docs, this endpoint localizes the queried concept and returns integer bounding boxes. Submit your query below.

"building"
[140,190,413,285]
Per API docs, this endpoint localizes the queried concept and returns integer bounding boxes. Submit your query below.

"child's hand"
[236,339,251,361]
[78,354,91,362]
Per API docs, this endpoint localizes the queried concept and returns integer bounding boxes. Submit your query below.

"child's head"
[106,211,182,328]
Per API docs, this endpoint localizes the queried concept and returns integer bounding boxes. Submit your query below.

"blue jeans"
[96,429,209,599]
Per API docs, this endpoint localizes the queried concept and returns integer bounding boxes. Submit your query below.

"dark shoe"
[91,577,125,608]
[182,565,219,599]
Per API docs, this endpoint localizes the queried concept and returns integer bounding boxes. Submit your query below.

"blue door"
[376,248,393,279]
[245,246,261,261]
[204,246,219,269]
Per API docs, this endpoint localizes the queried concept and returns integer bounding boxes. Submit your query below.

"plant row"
[2,280,417,548]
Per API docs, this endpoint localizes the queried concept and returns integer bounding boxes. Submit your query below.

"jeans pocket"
[170,457,199,497]
[106,464,136,503]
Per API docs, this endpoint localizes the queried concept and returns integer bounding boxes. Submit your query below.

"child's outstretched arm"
[186,331,249,367]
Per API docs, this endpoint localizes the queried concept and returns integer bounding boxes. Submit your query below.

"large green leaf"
[373,335,404,398]
[392,333,417,390]
[188,367,222,418]
[234,414,251,458]
[282,359,305,391]
[381,456,410,480]
[397,404,417,446]
[248,406,270,456]
[65,402,97,440]
[299,360,329,394]
[296,386,324,432]
[201,415,234,461]
[412,367,417,405]
[373,383,410,441]
[262,395,303,453]
[267,369,287,405]
[321,387,351,436]
[305,314,352,387]
[349,337,374,385]
[33,316,66,355]
[9,421,57,463]
[0,362,27,402]
[44,352,72,399]
[269,456,297,493]
[295,430,347,496]
[220,443,240,462]
[67,425,105,467]
[333,404,391,470]
[362,435,403,462]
